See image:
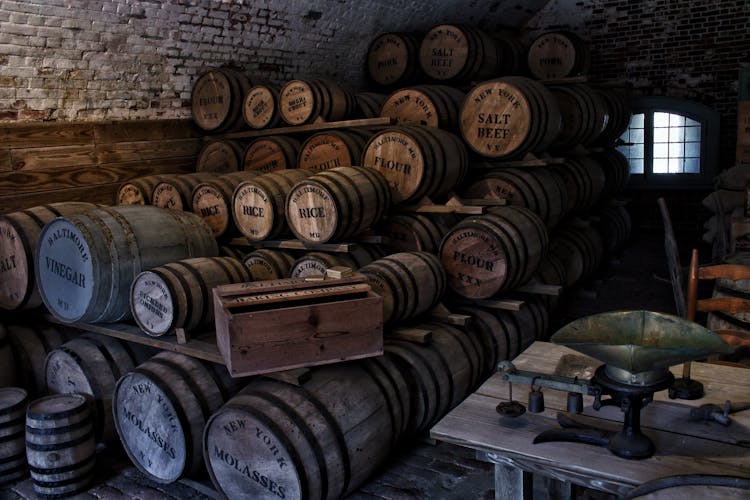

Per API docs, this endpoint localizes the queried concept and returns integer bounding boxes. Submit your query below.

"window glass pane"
[686,117,700,127]
[629,159,644,174]
[630,143,644,159]
[669,127,684,142]
[654,112,670,127]
[685,126,700,141]
[669,142,684,157]
[630,128,644,143]
[654,143,669,158]
[685,141,700,157]
[684,157,700,173]
[629,113,645,128]
[653,158,669,173]
[654,127,669,143]
[669,114,685,126]
[668,158,682,173]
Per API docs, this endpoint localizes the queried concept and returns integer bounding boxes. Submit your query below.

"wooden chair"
[657,197,686,318]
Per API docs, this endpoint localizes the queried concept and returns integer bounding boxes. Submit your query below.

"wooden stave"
[243,136,302,173]
[595,148,631,198]
[130,256,250,337]
[151,173,216,212]
[0,202,97,311]
[375,213,450,254]
[44,334,153,443]
[355,92,388,118]
[358,260,412,322]
[36,205,219,324]
[243,83,281,130]
[7,323,69,398]
[195,140,245,174]
[243,248,296,280]
[0,387,28,485]
[453,306,510,373]
[191,172,261,238]
[233,169,313,241]
[113,352,244,484]
[117,175,169,206]
[25,394,95,498]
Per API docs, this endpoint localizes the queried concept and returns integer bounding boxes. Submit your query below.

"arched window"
[617,97,720,187]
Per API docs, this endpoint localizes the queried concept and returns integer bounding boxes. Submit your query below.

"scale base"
[668,378,704,400]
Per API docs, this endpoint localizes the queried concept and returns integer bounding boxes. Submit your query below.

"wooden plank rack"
[229,238,361,253]
[208,117,394,140]
[401,194,507,215]
[44,315,223,364]
[471,153,566,169]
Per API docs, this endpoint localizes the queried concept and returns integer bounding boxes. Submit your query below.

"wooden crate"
[213,273,383,377]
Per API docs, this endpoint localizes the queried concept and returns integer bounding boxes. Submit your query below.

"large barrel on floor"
[130,256,250,337]
[279,79,356,125]
[195,139,245,173]
[0,202,96,311]
[117,175,168,206]
[418,24,507,83]
[384,322,481,433]
[366,32,424,87]
[440,206,549,299]
[286,166,391,243]
[113,352,246,484]
[556,156,606,213]
[549,83,608,150]
[460,77,562,159]
[152,173,216,211]
[37,205,218,324]
[380,85,465,130]
[298,129,371,172]
[374,214,451,254]
[0,325,16,387]
[461,166,569,228]
[44,335,154,443]
[7,323,71,397]
[243,249,296,280]
[25,394,96,498]
[0,388,28,485]
[243,136,302,173]
[359,252,445,323]
[243,83,282,129]
[361,125,468,204]
[527,31,591,80]
[191,172,261,237]
[191,68,254,133]
[233,169,313,241]
[204,357,409,500]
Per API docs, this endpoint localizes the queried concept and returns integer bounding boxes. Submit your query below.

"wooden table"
[431,341,750,499]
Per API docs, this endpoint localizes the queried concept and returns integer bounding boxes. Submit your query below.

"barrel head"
[130,271,175,336]
[243,85,278,129]
[233,182,276,241]
[528,32,578,80]
[440,224,509,299]
[380,89,440,127]
[367,33,411,86]
[193,184,231,237]
[362,130,426,204]
[192,70,234,131]
[286,182,339,243]
[299,133,355,171]
[0,218,32,310]
[244,139,290,173]
[279,80,316,125]
[419,24,470,80]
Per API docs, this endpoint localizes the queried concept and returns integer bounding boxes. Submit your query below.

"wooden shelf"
[400,195,506,215]
[471,153,567,168]
[207,117,394,140]
[45,315,223,364]
[230,238,359,252]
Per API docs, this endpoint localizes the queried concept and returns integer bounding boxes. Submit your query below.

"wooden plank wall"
[0,119,202,213]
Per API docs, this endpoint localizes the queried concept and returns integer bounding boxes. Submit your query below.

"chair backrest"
[687,248,750,348]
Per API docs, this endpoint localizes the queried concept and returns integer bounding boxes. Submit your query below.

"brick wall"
[527,0,750,169]
[0,0,545,123]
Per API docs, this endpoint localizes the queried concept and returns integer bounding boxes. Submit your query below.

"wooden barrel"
[243,136,301,173]
[419,24,504,83]
[204,358,407,500]
[0,202,96,311]
[195,139,245,173]
[594,88,632,146]
[286,166,391,243]
[380,85,465,130]
[440,206,549,299]
[595,148,631,198]
[549,223,605,287]
[117,175,168,205]
[454,306,511,373]
[113,352,245,484]
[130,256,250,337]
[527,31,591,80]
[191,68,253,133]
[375,214,451,254]
[25,394,95,498]
[596,205,632,254]
[361,125,468,204]
[0,325,16,387]
[233,169,313,241]
[366,32,423,87]
[461,166,569,228]
[152,173,216,211]
[355,92,388,118]
[359,252,445,323]
[243,83,281,129]
[460,76,562,159]
[44,335,154,443]
[191,172,261,237]
[290,252,358,278]
[556,156,606,213]
[7,323,70,397]
[549,83,608,150]
[243,249,296,280]
[219,245,246,260]
[534,252,568,310]
[384,322,480,433]
[298,130,370,172]
[37,205,218,324]
[279,79,356,125]
[0,387,28,485]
